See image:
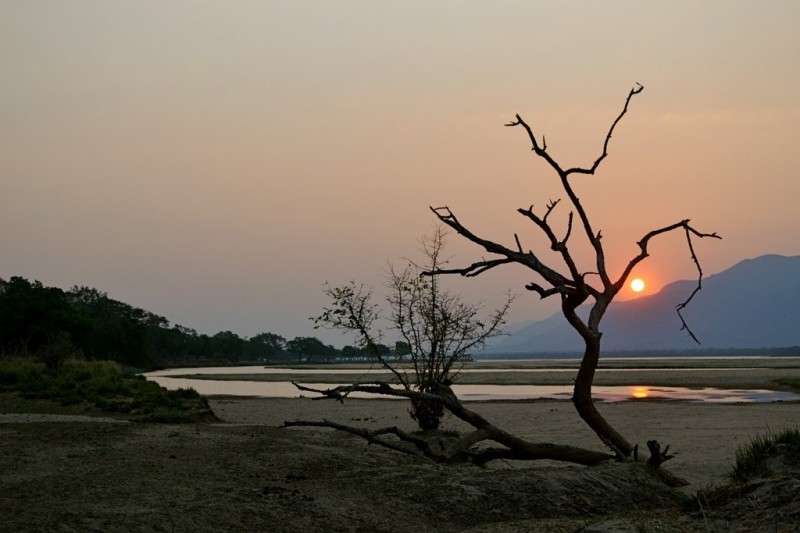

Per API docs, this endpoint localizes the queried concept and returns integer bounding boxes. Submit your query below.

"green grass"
[0,357,215,422]
[732,427,800,482]
[774,378,800,391]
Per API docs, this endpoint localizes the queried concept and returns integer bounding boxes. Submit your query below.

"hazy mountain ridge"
[483,254,800,354]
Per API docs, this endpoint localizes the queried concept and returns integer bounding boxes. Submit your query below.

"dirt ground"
[3,393,800,532]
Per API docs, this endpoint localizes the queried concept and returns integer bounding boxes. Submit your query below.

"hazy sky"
[2,1,799,345]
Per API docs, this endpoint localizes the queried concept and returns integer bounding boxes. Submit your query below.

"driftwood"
[286,381,689,486]
[286,381,614,466]
[645,440,688,487]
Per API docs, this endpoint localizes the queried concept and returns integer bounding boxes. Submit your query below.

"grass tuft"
[0,357,214,422]
[732,427,800,482]
[774,378,800,391]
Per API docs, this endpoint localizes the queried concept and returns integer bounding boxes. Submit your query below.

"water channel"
[145,365,800,403]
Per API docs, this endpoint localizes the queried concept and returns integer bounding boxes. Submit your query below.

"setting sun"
[630,278,645,293]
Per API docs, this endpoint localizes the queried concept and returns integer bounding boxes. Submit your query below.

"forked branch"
[616,220,721,343]
[517,203,586,291]
[504,116,564,175]
[524,282,570,299]
[284,419,439,460]
[567,83,644,176]
[506,83,643,179]
[429,257,515,278]
[676,226,720,343]
[506,84,645,290]
[429,206,575,292]
[288,381,615,466]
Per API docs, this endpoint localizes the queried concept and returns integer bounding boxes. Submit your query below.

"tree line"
[0,276,402,369]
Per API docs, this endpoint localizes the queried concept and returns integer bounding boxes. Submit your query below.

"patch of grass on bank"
[732,427,800,482]
[774,378,800,391]
[0,358,215,422]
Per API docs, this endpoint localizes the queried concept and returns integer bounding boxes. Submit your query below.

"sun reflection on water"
[631,386,649,399]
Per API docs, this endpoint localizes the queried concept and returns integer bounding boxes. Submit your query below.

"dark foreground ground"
[3,396,800,531]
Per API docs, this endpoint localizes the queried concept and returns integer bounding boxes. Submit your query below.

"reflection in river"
[145,374,800,403]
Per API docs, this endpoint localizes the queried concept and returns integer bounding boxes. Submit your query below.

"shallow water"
[145,373,800,403]
[146,365,768,376]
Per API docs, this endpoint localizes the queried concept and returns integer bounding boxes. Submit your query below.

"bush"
[0,357,213,422]
[774,378,800,391]
[37,332,83,370]
[732,427,800,482]
[0,358,46,389]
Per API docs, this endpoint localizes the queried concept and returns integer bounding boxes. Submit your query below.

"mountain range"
[482,254,800,355]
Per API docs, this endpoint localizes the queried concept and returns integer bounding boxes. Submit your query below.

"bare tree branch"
[517,204,588,293]
[567,83,644,176]
[675,226,720,343]
[513,233,523,253]
[505,116,564,175]
[524,282,568,299]
[289,381,615,466]
[643,440,689,487]
[615,219,721,343]
[428,258,515,278]
[429,206,575,291]
[284,419,439,460]
[562,212,574,248]
[314,283,410,388]
[505,84,644,179]
[511,85,644,289]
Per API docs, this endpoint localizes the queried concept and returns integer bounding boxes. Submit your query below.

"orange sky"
[1,1,799,345]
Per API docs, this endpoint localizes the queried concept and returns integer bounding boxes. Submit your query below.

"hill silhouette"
[484,254,800,354]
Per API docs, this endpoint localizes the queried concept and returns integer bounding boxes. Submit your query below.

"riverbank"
[0,415,679,532]
[5,358,800,531]
[209,396,800,488]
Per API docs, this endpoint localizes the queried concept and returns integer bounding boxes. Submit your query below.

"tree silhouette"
[288,85,719,482]
[312,227,512,430]
[428,84,720,457]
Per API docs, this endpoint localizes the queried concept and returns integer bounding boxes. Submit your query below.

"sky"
[2,1,799,346]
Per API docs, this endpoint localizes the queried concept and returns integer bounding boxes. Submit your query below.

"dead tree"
[287,85,718,483]
[428,84,719,458]
[287,381,616,466]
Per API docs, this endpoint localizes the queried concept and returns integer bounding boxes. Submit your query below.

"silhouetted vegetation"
[289,86,714,482]
[775,378,800,392]
[0,358,214,422]
[314,227,511,430]
[0,276,406,369]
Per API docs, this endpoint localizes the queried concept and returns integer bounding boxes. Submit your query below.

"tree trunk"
[410,397,445,431]
[572,333,634,457]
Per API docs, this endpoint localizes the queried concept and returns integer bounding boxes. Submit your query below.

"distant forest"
[0,276,402,369]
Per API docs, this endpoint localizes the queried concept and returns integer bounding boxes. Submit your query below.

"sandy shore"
[147,358,800,487]
[210,396,800,488]
[4,359,800,531]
